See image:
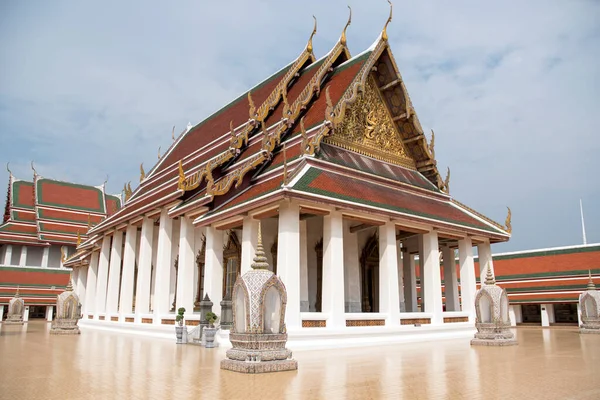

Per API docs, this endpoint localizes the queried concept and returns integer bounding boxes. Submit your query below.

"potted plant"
[204,312,219,348]
[175,307,187,344]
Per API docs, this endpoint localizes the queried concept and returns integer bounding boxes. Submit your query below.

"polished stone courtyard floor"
[0,322,598,399]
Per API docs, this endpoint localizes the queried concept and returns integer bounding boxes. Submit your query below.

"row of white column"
[75,201,493,328]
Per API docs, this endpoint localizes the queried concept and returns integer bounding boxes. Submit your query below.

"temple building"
[0,167,121,321]
[482,243,600,327]
[63,9,517,346]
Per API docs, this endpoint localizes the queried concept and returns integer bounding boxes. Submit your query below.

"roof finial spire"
[15,285,20,297]
[484,263,496,285]
[341,6,352,46]
[66,278,74,292]
[171,125,176,142]
[157,146,162,160]
[588,270,596,290]
[140,163,145,182]
[251,221,270,270]
[30,161,37,176]
[307,15,317,53]
[382,0,393,41]
[6,162,12,177]
[505,207,512,234]
[76,231,81,246]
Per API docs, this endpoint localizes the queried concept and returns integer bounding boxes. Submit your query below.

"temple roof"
[0,171,121,247]
[87,13,510,243]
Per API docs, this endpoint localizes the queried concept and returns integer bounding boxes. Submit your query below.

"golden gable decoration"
[324,77,415,169]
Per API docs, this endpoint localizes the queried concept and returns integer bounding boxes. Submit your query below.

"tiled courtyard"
[0,322,598,400]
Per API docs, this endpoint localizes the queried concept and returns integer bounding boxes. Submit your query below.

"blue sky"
[1,0,598,252]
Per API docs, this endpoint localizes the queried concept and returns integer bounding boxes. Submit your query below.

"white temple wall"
[25,246,43,267]
[306,216,323,312]
[343,219,361,312]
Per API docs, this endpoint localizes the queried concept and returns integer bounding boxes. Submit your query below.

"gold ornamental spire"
[341,6,352,46]
[429,129,436,159]
[307,15,317,53]
[177,160,186,190]
[248,91,256,120]
[444,167,450,194]
[140,163,145,182]
[251,221,270,270]
[157,146,162,160]
[588,270,596,290]
[382,0,393,41]
[76,231,81,246]
[484,264,496,285]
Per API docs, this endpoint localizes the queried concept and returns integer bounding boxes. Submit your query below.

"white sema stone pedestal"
[579,271,600,335]
[471,266,517,346]
[221,223,297,374]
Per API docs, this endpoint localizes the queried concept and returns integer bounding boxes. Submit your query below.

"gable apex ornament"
[307,15,317,53]
[428,129,436,159]
[505,207,512,234]
[140,163,145,182]
[382,0,393,41]
[444,167,450,194]
[341,6,352,46]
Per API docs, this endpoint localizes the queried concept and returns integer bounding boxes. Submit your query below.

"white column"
[19,246,27,266]
[442,246,459,312]
[508,305,517,326]
[176,216,195,316]
[105,231,123,316]
[402,251,417,312]
[72,268,80,293]
[418,235,425,311]
[477,240,494,282]
[422,231,443,324]
[41,247,50,268]
[299,220,309,312]
[76,265,88,307]
[153,209,173,322]
[396,242,405,312]
[343,221,360,312]
[84,251,99,316]
[95,236,112,318]
[541,304,550,327]
[547,303,555,324]
[119,225,137,319]
[23,306,30,322]
[46,305,54,322]
[135,217,154,320]
[204,225,224,307]
[514,304,523,324]
[379,221,400,326]
[458,237,477,322]
[322,210,345,328]
[241,215,258,275]
[3,245,12,265]
[0,305,4,321]
[277,202,301,330]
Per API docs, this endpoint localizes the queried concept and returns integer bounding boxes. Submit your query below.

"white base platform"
[79,319,476,350]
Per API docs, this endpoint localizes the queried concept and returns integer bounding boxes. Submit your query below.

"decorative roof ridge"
[450,199,508,234]
[186,20,354,201]
[147,18,320,185]
[3,164,13,224]
[307,155,448,201]
[35,204,106,216]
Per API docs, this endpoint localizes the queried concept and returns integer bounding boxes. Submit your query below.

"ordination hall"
[32,8,513,345]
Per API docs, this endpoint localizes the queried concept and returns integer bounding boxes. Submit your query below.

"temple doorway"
[360,233,379,312]
[521,304,542,324]
[553,303,578,324]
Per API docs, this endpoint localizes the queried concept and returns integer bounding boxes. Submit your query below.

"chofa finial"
[30,161,37,176]
[157,146,162,160]
[6,162,11,176]
[444,167,450,194]
[140,163,145,182]
[341,6,352,46]
[171,125,176,141]
[251,221,270,270]
[307,15,317,53]
[505,207,512,234]
[382,0,393,41]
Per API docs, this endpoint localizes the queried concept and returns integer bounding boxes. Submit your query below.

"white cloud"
[0,0,598,250]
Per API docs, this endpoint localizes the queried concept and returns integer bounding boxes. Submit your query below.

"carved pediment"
[325,76,415,168]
